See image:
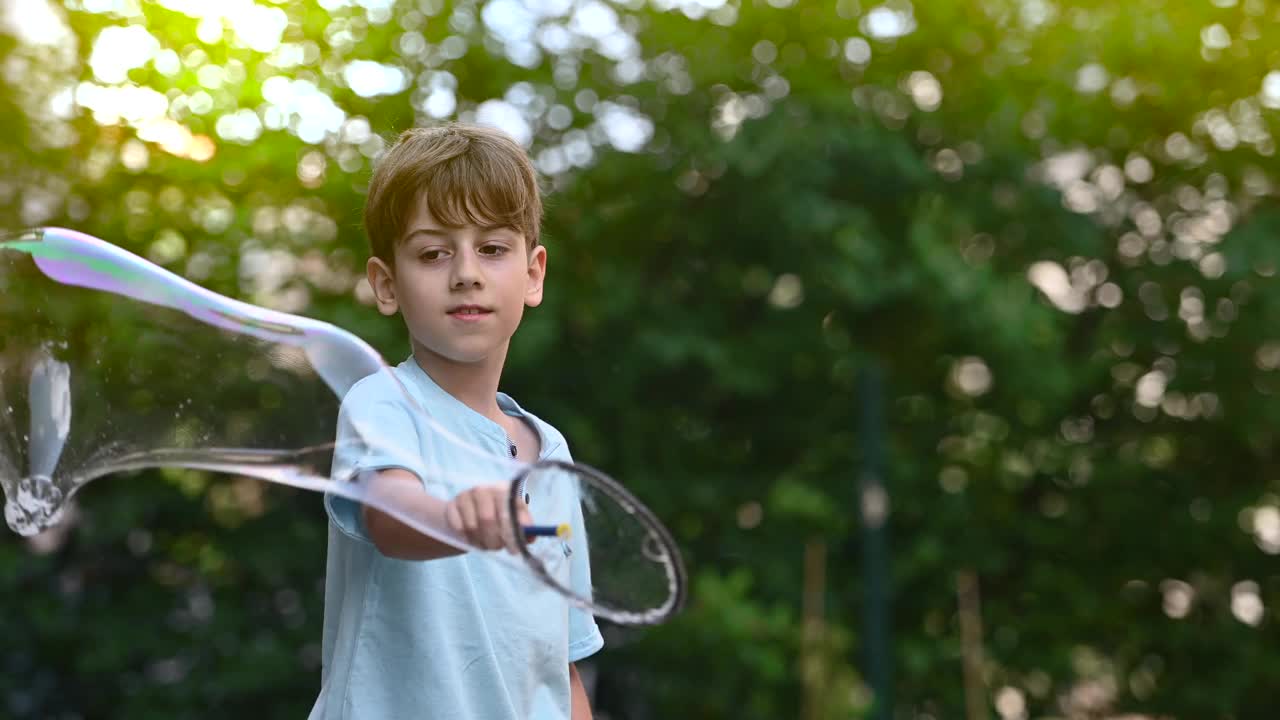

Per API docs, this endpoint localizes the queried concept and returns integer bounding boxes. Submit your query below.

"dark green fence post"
[858,361,891,719]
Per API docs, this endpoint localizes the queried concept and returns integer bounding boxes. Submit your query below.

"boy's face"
[366,200,546,366]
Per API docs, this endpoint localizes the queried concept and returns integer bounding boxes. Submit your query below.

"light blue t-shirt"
[308,357,603,720]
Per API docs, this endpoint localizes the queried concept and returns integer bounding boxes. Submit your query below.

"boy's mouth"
[446,304,493,318]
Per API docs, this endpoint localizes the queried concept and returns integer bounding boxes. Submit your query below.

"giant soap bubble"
[0,228,685,625]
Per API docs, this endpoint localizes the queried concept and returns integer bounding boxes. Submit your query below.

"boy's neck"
[410,342,509,423]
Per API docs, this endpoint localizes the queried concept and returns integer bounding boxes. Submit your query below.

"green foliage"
[3,0,1280,718]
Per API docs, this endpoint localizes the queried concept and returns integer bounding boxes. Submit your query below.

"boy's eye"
[479,244,508,256]
[419,249,446,261]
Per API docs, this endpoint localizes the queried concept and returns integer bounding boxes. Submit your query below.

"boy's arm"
[569,663,593,720]
[362,469,463,560]
[362,469,532,560]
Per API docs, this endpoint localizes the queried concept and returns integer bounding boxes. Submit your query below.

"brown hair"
[364,123,543,265]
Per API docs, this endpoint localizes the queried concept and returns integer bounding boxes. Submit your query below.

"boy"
[308,124,602,720]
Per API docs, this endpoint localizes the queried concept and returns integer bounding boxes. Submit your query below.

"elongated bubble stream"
[0,228,685,625]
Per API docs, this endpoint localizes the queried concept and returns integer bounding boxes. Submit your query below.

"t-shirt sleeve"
[565,459,604,661]
[324,378,430,543]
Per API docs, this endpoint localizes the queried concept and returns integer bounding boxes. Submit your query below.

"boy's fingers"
[446,501,464,537]
[500,506,520,555]
[456,492,481,544]
[454,487,522,551]
[497,489,528,554]
[475,491,497,527]
[481,493,506,550]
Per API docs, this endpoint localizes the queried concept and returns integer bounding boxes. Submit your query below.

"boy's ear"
[525,244,547,308]
[366,257,399,316]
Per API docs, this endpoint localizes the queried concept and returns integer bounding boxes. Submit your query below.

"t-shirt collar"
[398,355,553,458]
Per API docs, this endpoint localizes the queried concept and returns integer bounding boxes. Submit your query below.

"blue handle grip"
[523,523,570,539]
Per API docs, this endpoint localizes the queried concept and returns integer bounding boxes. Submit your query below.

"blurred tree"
[1,0,1280,718]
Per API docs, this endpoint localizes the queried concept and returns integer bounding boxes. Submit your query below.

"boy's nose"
[449,255,484,288]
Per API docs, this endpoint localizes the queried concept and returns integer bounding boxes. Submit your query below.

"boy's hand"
[445,483,533,553]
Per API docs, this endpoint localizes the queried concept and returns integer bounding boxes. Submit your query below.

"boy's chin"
[414,340,501,366]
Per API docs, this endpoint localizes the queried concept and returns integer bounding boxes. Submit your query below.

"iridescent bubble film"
[0,227,684,625]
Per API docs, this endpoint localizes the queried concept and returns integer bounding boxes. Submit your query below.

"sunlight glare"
[1028,261,1086,313]
[1159,579,1193,619]
[2,0,72,46]
[594,101,654,152]
[154,0,288,53]
[474,99,533,147]
[1262,71,1280,110]
[861,3,916,40]
[1230,580,1263,626]
[343,60,409,97]
[1251,505,1280,554]
[88,25,160,84]
[261,76,347,144]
